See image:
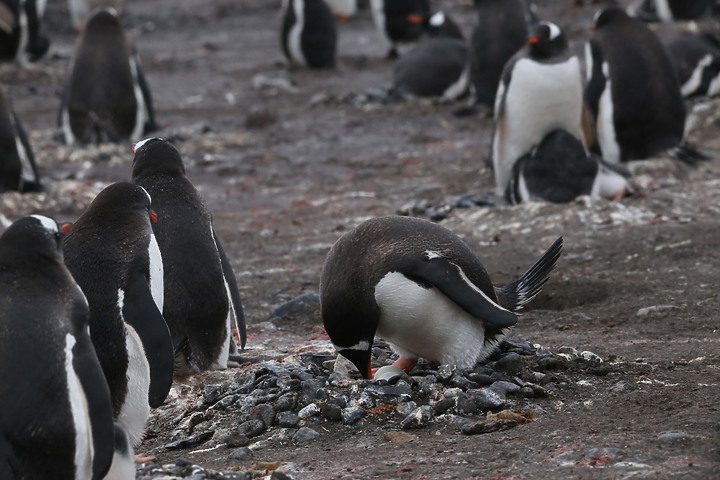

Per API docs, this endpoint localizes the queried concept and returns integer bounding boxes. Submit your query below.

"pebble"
[461,419,517,435]
[237,419,266,438]
[609,380,635,393]
[228,447,253,461]
[400,405,433,429]
[162,431,215,450]
[656,432,688,442]
[493,352,524,375]
[276,412,300,428]
[298,403,320,418]
[292,427,320,444]
[373,365,405,383]
[467,387,507,411]
[364,383,413,404]
[341,406,366,425]
[636,305,675,316]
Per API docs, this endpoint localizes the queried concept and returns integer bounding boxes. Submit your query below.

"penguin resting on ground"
[506,129,632,205]
[0,215,133,480]
[320,215,562,378]
[131,138,247,377]
[0,85,42,193]
[370,0,430,58]
[0,0,50,63]
[586,7,703,163]
[492,21,587,198]
[62,182,174,447]
[280,0,337,69]
[59,7,158,145]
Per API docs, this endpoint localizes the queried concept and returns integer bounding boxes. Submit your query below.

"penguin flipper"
[135,57,159,134]
[496,236,562,311]
[405,256,518,328]
[214,230,247,350]
[122,269,174,408]
[71,330,116,480]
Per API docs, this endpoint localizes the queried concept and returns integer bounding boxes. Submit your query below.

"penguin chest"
[64,333,94,480]
[287,0,306,65]
[373,271,498,369]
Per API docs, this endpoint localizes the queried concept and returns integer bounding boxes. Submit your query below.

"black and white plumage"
[492,21,586,197]
[320,215,562,378]
[131,138,246,377]
[586,7,689,163]
[391,12,469,100]
[59,7,158,145]
[663,33,720,98]
[0,85,41,193]
[468,0,535,109]
[0,215,122,480]
[62,182,173,447]
[370,0,430,58]
[0,0,50,63]
[325,0,357,21]
[67,0,124,30]
[506,129,631,205]
[280,0,337,69]
[627,0,714,22]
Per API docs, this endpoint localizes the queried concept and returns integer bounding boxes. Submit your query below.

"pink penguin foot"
[392,357,418,373]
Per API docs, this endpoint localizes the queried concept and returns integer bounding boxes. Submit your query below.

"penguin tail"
[670,144,712,164]
[496,237,563,312]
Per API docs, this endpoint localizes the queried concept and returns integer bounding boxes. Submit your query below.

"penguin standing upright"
[67,0,124,30]
[62,182,174,446]
[468,0,534,110]
[586,7,693,163]
[663,32,720,98]
[281,0,337,69]
[0,0,50,63]
[59,7,158,145]
[0,215,132,480]
[0,85,42,193]
[391,11,469,100]
[320,216,562,378]
[627,0,714,22]
[492,21,587,198]
[131,138,246,377]
[370,0,430,58]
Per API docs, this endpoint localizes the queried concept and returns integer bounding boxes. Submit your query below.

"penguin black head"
[85,7,122,33]
[591,7,630,31]
[0,215,69,262]
[337,347,372,379]
[424,11,464,40]
[78,182,158,228]
[131,137,186,178]
[527,21,566,58]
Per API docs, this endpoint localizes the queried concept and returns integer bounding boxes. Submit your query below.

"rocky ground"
[1,0,719,478]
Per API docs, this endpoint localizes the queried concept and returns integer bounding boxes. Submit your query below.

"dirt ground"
[2,0,719,478]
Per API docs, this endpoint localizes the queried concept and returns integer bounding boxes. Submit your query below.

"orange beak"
[407,14,423,24]
[589,25,596,32]
[149,211,158,223]
[528,36,540,44]
[60,223,72,235]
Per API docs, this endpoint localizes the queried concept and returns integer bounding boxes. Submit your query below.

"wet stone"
[491,381,521,394]
[298,403,320,418]
[342,406,366,425]
[364,383,413,404]
[250,404,276,428]
[276,411,300,428]
[468,387,507,411]
[301,379,328,404]
[219,431,250,448]
[237,419,266,438]
[228,447,253,461]
[400,405,433,429]
[292,427,320,444]
[433,397,454,416]
[437,364,454,381]
[277,376,302,391]
[494,352,524,376]
[610,380,635,393]
[519,387,535,398]
[321,403,343,422]
[275,392,298,411]
[657,432,688,442]
[500,338,536,355]
[461,419,518,435]
[202,385,225,404]
[467,372,494,386]
[396,401,418,417]
[537,356,569,371]
[455,393,478,416]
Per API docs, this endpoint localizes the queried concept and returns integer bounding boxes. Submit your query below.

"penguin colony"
[0,0,717,477]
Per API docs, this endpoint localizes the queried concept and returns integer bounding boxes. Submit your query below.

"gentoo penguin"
[506,129,631,204]
[280,0,337,69]
[492,21,587,198]
[131,138,247,377]
[627,0,714,22]
[0,0,50,63]
[320,216,562,378]
[0,215,122,479]
[468,0,535,110]
[326,0,357,21]
[62,182,174,446]
[0,85,42,193]
[586,7,695,163]
[391,12,469,100]
[59,7,158,145]
[370,0,430,58]
[663,33,720,98]
[67,0,124,30]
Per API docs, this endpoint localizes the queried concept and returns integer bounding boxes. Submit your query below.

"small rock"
[396,401,418,417]
[467,387,507,411]
[490,381,521,394]
[579,447,624,466]
[455,394,478,416]
[237,419,266,438]
[432,397,454,416]
[519,387,535,398]
[250,404,276,428]
[292,427,320,444]
[321,403,343,422]
[333,354,360,378]
[203,385,225,404]
[579,351,603,363]
[219,431,250,448]
[384,431,418,443]
[301,379,328,404]
[276,411,300,428]
[298,403,320,418]
[636,305,675,316]
[162,431,215,450]
[271,292,320,321]
[373,365,405,383]
[437,364,454,381]
[245,106,278,129]
[275,392,298,411]
[341,406,366,425]
[494,352,524,375]
[271,471,294,480]
[461,419,517,435]
[228,447,253,461]
[364,383,413,404]
[558,346,578,356]
[609,380,635,393]
[537,356,569,371]
[400,405,433,429]
[657,432,688,442]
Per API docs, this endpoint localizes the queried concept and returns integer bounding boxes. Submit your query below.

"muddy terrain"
[1,0,718,478]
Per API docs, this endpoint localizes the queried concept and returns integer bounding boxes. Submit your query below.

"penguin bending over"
[586,8,700,163]
[320,215,562,378]
[131,138,247,377]
[663,33,720,98]
[0,0,50,63]
[0,85,42,193]
[506,129,632,205]
[59,7,158,145]
[370,0,430,58]
[63,182,174,446]
[492,21,587,197]
[281,0,337,69]
[0,215,132,480]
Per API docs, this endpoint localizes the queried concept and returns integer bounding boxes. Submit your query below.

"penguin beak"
[407,14,423,24]
[60,222,72,235]
[528,36,540,44]
[589,25,596,32]
[149,210,158,223]
[338,349,372,379]
[131,143,136,154]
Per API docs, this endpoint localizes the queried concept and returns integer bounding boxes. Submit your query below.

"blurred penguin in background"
[0,85,42,193]
[370,0,431,58]
[67,0,124,30]
[326,0,357,21]
[663,32,720,98]
[0,0,50,63]
[627,0,714,22]
[281,0,337,68]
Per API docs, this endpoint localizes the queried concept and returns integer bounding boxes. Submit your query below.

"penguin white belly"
[148,233,164,312]
[117,290,151,446]
[327,0,356,17]
[591,164,628,199]
[64,333,94,480]
[493,57,585,195]
[442,64,470,101]
[369,0,390,48]
[374,271,500,369]
[596,62,621,163]
[288,0,306,65]
[209,278,233,370]
[128,56,147,143]
[680,54,712,97]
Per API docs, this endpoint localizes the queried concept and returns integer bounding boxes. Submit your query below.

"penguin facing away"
[663,33,720,98]
[67,0,124,30]
[506,129,632,205]
[370,0,430,58]
[0,0,50,63]
[131,138,247,377]
[0,215,121,480]
[281,0,337,69]
[391,11,469,100]
[320,216,562,378]
[586,7,691,163]
[59,7,158,145]
[0,85,42,193]
[62,182,174,447]
[492,21,587,198]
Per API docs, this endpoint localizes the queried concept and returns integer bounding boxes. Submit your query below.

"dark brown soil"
[3,0,719,478]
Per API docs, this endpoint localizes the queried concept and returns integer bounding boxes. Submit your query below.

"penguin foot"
[392,357,418,373]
